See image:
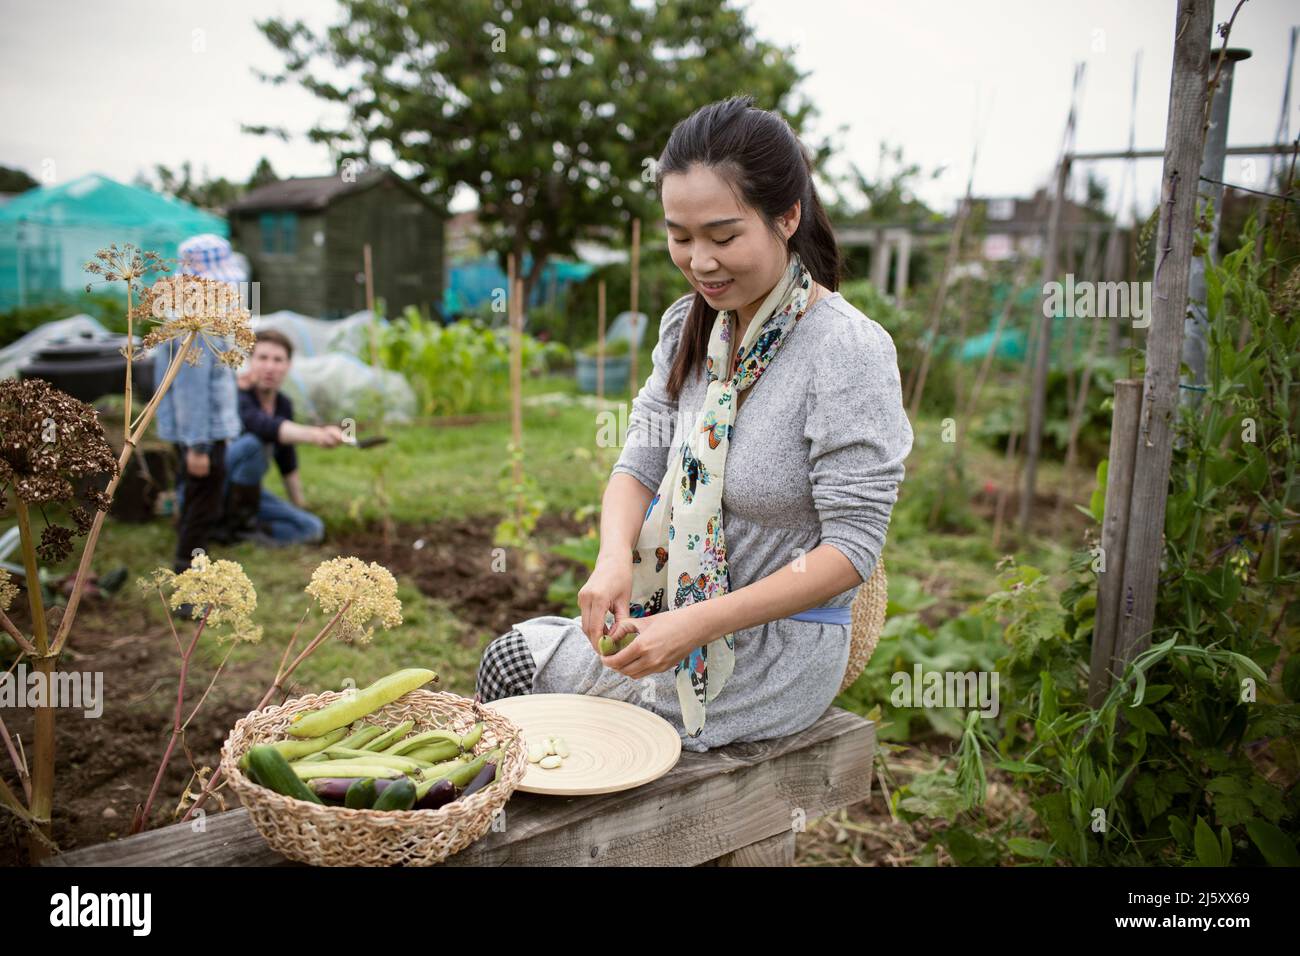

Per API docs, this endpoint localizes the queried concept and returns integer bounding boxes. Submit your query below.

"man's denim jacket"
[153,336,242,448]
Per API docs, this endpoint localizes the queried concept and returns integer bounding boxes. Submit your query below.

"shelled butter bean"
[529,735,570,769]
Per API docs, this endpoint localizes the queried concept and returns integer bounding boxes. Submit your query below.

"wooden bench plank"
[712,829,796,866]
[43,707,874,867]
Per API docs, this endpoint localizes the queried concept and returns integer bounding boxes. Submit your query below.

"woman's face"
[661,164,800,321]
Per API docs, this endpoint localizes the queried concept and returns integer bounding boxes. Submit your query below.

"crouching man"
[222,329,344,545]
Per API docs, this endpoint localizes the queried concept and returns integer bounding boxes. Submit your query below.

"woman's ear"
[780,200,802,238]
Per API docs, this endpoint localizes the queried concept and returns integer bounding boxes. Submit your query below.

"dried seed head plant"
[0,569,18,612]
[83,243,168,427]
[137,553,263,645]
[0,379,117,855]
[0,245,256,860]
[135,273,255,367]
[129,555,263,833]
[180,555,406,824]
[305,556,403,645]
[82,242,168,288]
[0,378,118,561]
[50,249,257,656]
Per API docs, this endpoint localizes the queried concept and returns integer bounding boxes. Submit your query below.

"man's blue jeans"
[221,433,325,545]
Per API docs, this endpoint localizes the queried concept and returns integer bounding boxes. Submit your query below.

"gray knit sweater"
[512,290,914,751]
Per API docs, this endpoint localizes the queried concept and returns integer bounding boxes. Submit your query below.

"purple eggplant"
[457,762,497,800]
[416,778,456,810]
[309,777,395,801]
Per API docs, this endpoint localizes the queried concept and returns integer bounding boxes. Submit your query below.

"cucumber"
[371,776,416,811]
[344,778,378,809]
[246,745,324,805]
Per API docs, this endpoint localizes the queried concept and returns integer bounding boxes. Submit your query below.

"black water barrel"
[17,331,155,403]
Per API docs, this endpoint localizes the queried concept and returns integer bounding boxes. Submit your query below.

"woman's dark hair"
[655,94,842,400]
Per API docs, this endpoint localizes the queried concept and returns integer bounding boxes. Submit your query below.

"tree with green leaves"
[250,0,825,303]
[145,161,242,212]
[829,142,942,227]
[247,156,280,190]
[0,165,38,195]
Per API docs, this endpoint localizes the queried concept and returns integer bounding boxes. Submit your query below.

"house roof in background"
[228,167,433,214]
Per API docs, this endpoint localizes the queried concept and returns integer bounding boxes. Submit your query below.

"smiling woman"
[477,95,914,753]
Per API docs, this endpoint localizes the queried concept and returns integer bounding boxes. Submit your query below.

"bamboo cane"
[629,218,641,398]
[597,279,606,402]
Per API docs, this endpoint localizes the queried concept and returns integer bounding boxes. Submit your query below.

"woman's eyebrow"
[663,217,744,229]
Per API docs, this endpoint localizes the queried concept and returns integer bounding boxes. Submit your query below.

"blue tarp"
[443,254,596,317]
[0,174,228,309]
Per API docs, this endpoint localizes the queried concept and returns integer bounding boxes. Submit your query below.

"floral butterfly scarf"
[625,253,814,738]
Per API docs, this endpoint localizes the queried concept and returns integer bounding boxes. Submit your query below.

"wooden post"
[1183,47,1251,415]
[629,218,641,397]
[1089,379,1144,706]
[870,227,891,290]
[507,252,516,317]
[1112,51,1143,358]
[1019,156,1072,534]
[363,242,378,366]
[596,279,607,402]
[894,230,912,305]
[1112,0,1213,674]
[510,275,525,528]
[1104,193,1129,358]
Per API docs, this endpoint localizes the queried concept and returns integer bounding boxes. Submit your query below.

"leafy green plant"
[376,308,567,418]
[545,527,601,616]
[887,215,1300,865]
[0,291,130,346]
[578,337,630,358]
[975,355,1125,461]
[492,443,547,553]
[836,575,1003,742]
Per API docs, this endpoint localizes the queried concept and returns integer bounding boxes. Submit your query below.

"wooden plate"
[483,693,682,795]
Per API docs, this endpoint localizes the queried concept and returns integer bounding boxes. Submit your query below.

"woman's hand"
[576,553,632,652]
[601,607,710,681]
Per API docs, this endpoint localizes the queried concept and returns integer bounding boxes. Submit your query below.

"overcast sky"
[2,0,1296,226]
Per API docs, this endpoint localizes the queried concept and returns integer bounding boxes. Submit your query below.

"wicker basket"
[220,689,528,867]
[840,557,889,695]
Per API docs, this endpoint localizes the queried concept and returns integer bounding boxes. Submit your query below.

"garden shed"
[227,168,445,319]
